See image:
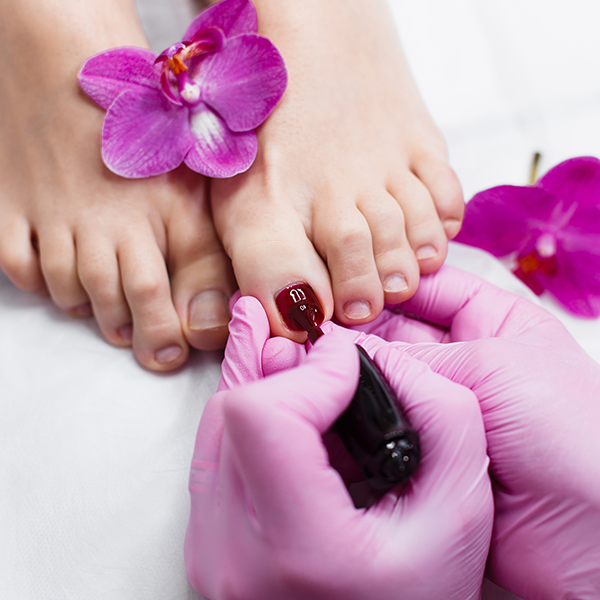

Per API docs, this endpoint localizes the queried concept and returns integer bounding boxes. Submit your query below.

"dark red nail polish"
[275,283,325,343]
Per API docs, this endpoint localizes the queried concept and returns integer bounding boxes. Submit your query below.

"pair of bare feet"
[0,0,463,371]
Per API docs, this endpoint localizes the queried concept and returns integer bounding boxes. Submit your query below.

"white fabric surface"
[2,0,600,598]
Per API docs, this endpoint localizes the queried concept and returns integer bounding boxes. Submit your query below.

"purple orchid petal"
[156,42,187,62]
[102,88,193,178]
[199,34,287,132]
[537,156,600,209]
[184,105,257,177]
[184,0,257,41]
[458,156,600,318]
[536,242,600,317]
[187,26,226,53]
[79,47,159,110]
[455,185,559,256]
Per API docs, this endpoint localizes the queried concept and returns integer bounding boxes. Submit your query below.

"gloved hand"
[185,296,493,600]
[351,265,600,600]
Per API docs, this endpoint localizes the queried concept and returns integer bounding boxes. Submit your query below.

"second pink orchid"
[78,0,287,178]
[456,156,600,317]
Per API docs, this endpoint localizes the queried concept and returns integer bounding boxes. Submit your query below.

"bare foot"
[0,0,236,370]
[211,0,464,341]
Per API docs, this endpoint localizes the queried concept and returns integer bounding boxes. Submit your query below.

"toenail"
[443,218,462,238]
[155,345,183,364]
[343,300,371,320]
[189,290,230,331]
[383,273,408,293]
[416,245,438,260]
[69,302,92,317]
[118,323,133,343]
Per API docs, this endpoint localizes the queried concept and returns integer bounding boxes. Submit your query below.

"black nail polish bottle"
[276,284,420,493]
[335,345,420,491]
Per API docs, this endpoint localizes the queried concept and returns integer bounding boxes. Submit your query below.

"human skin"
[210,0,464,342]
[0,0,236,371]
[0,0,463,368]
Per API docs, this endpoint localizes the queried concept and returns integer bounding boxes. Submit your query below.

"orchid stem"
[529,152,542,185]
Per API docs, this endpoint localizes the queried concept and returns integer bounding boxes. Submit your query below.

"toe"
[38,227,92,316]
[388,173,448,274]
[118,227,189,372]
[0,215,46,294]
[411,151,465,240]
[167,187,237,351]
[312,198,383,325]
[358,192,420,305]
[213,185,333,342]
[76,232,133,347]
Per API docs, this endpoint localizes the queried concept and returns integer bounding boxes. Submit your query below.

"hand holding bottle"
[185,297,493,600]
[351,265,600,599]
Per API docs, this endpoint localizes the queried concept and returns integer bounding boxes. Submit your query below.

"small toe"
[312,198,383,325]
[358,192,420,305]
[118,228,189,372]
[411,152,465,239]
[76,232,133,347]
[388,173,448,274]
[0,216,46,294]
[37,227,91,315]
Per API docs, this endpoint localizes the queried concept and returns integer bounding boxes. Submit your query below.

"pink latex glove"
[185,296,493,600]
[348,265,600,599]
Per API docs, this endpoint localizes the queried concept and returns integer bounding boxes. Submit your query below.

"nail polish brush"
[276,284,420,493]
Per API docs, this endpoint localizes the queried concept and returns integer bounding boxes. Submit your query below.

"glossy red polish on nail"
[275,283,325,343]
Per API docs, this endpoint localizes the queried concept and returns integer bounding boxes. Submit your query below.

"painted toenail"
[69,302,92,317]
[189,290,230,331]
[383,273,408,293]
[343,300,371,320]
[118,323,133,343]
[416,245,438,260]
[155,345,183,364]
[443,218,462,238]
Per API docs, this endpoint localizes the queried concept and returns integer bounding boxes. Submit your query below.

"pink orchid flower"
[455,156,600,317]
[78,0,287,178]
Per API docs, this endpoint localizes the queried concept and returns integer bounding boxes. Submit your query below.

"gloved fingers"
[262,335,306,376]
[218,295,272,391]
[189,391,226,495]
[373,345,492,510]
[322,320,396,357]
[186,392,226,590]
[394,264,522,341]
[349,306,451,344]
[222,334,361,529]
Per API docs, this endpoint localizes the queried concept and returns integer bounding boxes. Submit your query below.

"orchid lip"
[178,73,202,107]
[536,232,557,258]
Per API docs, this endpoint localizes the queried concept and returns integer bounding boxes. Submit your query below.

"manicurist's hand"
[185,297,493,600]
[349,265,600,599]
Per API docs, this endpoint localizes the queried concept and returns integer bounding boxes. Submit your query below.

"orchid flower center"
[516,233,558,278]
[513,235,558,296]
[517,251,558,275]
[154,27,225,107]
